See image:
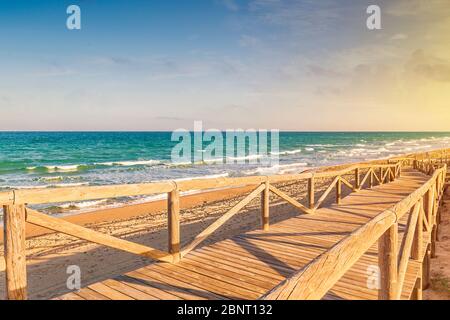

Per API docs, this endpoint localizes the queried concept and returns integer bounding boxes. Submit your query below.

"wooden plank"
[76,287,111,300]
[88,282,134,300]
[152,263,257,299]
[57,292,86,300]
[14,181,175,204]
[130,267,225,300]
[3,204,27,300]
[187,250,284,282]
[102,279,159,300]
[174,259,270,294]
[26,208,173,263]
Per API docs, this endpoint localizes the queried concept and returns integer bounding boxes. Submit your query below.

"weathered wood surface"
[3,204,27,300]
[26,209,173,263]
[56,169,430,300]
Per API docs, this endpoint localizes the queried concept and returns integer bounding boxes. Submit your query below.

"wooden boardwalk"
[56,168,432,300]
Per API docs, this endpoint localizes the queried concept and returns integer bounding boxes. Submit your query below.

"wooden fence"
[260,159,447,300]
[1,148,449,300]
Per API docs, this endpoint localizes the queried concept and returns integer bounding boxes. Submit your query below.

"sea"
[0,131,449,215]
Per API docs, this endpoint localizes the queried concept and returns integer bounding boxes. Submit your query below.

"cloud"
[307,65,343,78]
[386,0,450,17]
[238,35,261,47]
[248,0,345,32]
[90,56,137,67]
[314,86,341,96]
[153,116,187,121]
[406,50,450,82]
[390,33,408,41]
[221,0,240,11]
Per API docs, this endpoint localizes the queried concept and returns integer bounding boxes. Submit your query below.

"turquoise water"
[1,132,449,213]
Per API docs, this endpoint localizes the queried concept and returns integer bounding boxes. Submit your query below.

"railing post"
[3,204,27,300]
[425,187,434,228]
[378,223,398,300]
[336,177,341,204]
[430,184,438,259]
[422,244,431,290]
[411,200,423,300]
[412,201,423,261]
[380,167,384,184]
[168,189,181,263]
[261,180,270,231]
[354,168,360,189]
[308,176,315,209]
[431,226,438,259]
[369,168,374,188]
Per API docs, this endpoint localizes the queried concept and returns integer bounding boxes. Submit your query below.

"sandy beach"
[0,173,347,300]
[425,186,450,300]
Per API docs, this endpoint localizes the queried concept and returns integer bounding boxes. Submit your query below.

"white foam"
[60,199,108,209]
[174,173,229,181]
[271,149,302,156]
[52,182,89,188]
[97,160,160,166]
[227,154,263,161]
[45,165,79,172]
[244,162,308,175]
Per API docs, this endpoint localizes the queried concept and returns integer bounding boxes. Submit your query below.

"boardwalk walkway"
[57,168,431,300]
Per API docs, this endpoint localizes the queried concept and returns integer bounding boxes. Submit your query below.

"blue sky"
[1,0,449,131]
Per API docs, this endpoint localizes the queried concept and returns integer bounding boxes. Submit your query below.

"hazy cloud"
[307,65,343,78]
[221,0,240,11]
[239,35,261,48]
[406,50,450,82]
[390,33,408,41]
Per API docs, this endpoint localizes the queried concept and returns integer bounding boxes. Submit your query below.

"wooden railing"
[260,160,447,300]
[0,158,403,300]
[2,147,450,300]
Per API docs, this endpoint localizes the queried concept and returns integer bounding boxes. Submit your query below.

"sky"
[0,0,449,131]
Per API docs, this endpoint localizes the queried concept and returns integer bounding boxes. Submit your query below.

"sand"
[424,186,450,300]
